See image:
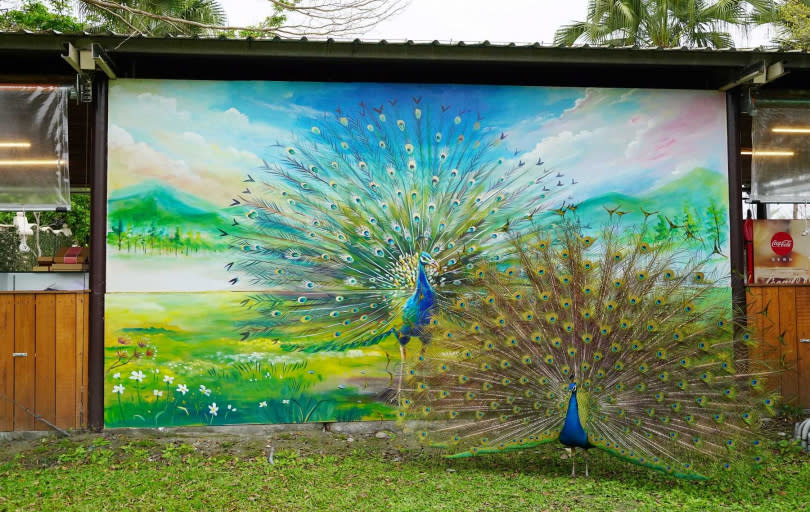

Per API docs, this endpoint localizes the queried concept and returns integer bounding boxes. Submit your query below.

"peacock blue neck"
[558,386,591,449]
[415,263,434,298]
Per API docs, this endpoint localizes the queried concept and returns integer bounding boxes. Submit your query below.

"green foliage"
[776,0,810,49]
[0,193,90,272]
[78,0,228,37]
[0,0,86,31]
[554,0,772,48]
[1,433,808,511]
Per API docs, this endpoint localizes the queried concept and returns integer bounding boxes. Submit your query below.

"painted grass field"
[104,293,396,428]
[1,429,808,511]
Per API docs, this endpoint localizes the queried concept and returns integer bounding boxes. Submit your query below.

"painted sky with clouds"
[108,80,727,207]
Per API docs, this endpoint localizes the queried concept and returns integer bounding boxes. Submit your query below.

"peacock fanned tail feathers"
[226,97,567,352]
[400,217,780,479]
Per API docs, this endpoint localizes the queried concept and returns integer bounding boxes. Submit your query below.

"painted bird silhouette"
[401,217,779,479]
[226,97,569,394]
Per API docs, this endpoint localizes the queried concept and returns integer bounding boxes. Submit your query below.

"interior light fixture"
[0,141,32,148]
[772,127,810,134]
[740,150,794,156]
[0,159,65,166]
[0,84,60,91]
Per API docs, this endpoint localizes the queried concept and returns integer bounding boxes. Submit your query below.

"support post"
[727,91,744,313]
[88,76,108,431]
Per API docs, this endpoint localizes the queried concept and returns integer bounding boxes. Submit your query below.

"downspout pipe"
[88,76,108,431]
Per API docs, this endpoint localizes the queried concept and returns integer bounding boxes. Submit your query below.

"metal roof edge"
[1,32,809,69]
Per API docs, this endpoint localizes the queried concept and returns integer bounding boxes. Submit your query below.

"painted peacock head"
[419,251,439,270]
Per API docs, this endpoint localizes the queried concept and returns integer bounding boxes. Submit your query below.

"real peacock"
[400,217,780,479]
[224,96,569,394]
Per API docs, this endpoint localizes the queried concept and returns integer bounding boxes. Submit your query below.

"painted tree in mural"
[399,215,779,479]
[226,97,571,394]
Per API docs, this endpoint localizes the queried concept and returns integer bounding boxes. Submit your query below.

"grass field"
[0,429,807,511]
[104,293,397,428]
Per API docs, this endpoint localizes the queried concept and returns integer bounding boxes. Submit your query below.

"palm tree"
[79,0,227,37]
[554,0,776,48]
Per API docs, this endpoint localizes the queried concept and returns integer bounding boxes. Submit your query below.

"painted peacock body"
[226,97,567,362]
[400,217,779,479]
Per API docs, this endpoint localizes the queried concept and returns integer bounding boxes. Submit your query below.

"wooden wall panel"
[0,296,13,431]
[34,294,56,431]
[761,287,782,393]
[795,288,810,408]
[55,294,77,429]
[746,287,765,364]
[778,287,799,403]
[748,286,810,409]
[1,292,90,432]
[75,294,88,428]
[13,294,36,431]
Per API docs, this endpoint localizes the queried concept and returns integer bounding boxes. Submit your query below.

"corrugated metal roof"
[2,29,809,90]
[0,28,801,54]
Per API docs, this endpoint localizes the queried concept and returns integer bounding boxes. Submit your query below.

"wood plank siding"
[0,292,89,431]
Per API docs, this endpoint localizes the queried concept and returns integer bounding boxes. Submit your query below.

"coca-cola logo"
[771,232,793,256]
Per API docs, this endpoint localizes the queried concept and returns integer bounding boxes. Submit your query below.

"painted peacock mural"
[226,96,570,394]
[399,216,780,479]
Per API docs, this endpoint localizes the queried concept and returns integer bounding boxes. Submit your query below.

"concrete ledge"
[102,420,401,438]
[0,431,54,442]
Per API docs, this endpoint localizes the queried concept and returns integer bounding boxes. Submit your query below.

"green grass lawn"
[1,429,808,512]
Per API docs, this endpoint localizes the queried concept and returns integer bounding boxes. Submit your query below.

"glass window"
[0,84,70,211]
[750,106,810,203]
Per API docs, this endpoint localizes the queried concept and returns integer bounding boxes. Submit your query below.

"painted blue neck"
[415,264,433,295]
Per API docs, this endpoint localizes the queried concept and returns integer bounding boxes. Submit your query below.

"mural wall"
[105,80,730,427]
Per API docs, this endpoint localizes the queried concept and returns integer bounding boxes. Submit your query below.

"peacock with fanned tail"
[225,96,569,393]
[400,217,780,479]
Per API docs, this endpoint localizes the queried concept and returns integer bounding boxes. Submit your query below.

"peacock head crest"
[392,252,439,289]
[419,252,438,269]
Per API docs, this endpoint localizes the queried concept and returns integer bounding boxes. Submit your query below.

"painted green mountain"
[108,180,229,236]
[570,168,727,227]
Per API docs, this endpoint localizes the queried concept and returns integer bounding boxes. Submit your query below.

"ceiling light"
[772,127,810,134]
[740,150,794,156]
[0,141,31,148]
[0,159,65,166]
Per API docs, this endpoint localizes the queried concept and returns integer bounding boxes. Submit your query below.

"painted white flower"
[203,388,211,396]
[208,403,219,416]
[129,370,145,382]
[112,384,125,394]
[113,372,121,380]
[200,384,212,396]
[163,375,174,384]
[227,404,233,411]
[282,399,290,405]
[153,389,164,397]
[259,401,267,408]
[176,384,189,395]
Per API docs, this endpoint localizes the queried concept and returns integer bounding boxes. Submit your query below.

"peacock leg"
[584,450,589,478]
[397,343,407,404]
[570,447,576,477]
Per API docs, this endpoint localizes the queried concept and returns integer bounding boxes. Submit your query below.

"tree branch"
[77,0,410,37]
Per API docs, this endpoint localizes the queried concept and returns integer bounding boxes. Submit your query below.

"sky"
[219,0,776,47]
[107,81,729,291]
[108,81,727,212]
